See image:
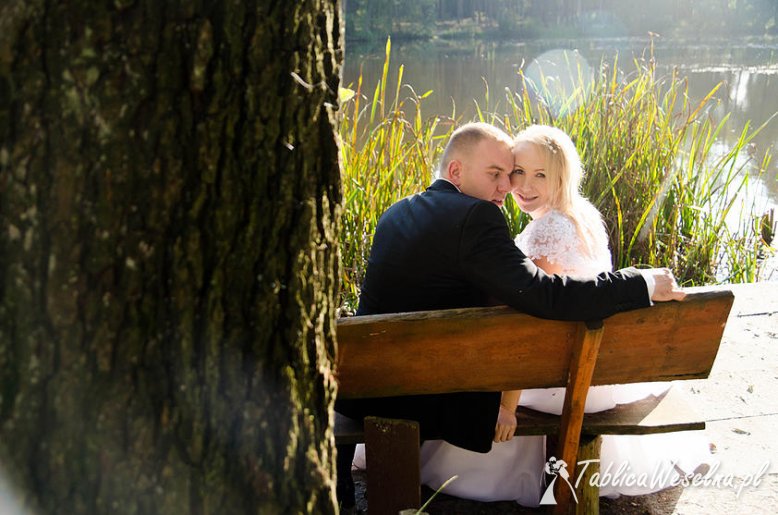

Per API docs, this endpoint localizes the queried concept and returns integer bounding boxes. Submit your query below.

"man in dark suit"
[336,122,684,505]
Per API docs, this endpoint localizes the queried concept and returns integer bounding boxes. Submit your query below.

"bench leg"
[364,416,421,515]
[575,435,602,515]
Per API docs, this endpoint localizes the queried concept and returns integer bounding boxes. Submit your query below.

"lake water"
[344,35,778,219]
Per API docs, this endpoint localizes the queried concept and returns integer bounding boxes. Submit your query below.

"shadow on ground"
[352,469,684,514]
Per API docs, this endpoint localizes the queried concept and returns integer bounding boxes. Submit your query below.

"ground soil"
[351,469,685,514]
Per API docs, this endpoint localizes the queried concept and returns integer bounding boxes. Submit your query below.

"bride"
[418,125,711,505]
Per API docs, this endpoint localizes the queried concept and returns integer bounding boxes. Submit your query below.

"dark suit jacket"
[339,179,650,453]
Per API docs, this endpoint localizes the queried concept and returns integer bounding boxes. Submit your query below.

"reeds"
[338,40,774,312]
[339,39,457,312]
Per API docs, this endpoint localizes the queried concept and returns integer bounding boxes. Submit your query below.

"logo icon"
[539,457,579,505]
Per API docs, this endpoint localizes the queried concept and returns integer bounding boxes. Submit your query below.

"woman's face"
[511,141,552,218]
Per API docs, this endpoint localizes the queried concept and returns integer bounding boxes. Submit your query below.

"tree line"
[345,0,778,41]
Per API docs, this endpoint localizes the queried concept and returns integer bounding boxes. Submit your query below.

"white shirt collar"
[437,176,461,193]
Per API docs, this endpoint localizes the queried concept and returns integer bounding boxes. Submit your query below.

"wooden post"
[364,416,421,515]
[553,320,604,515]
[575,435,602,515]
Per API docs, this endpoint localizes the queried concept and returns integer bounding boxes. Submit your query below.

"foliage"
[339,39,455,312]
[338,40,774,312]
[344,0,778,42]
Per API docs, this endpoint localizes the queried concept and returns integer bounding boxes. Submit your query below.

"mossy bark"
[0,1,342,513]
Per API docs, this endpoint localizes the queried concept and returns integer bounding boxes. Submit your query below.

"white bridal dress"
[417,208,711,505]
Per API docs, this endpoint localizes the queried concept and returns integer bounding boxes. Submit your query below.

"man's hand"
[494,404,517,443]
[647,268,686,302]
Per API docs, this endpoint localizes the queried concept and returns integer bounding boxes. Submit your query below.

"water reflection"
[343,36,778,204]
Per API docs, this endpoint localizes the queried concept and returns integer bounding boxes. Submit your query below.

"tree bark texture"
[0,1,342,513]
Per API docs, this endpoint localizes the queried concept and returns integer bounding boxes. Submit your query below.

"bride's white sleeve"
[514,212,587,274]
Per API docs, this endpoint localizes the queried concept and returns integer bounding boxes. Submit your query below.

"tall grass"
[338,40,774,312]
[339,39,456,312]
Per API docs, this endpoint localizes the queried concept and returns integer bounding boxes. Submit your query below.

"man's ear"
[447,159,463,187]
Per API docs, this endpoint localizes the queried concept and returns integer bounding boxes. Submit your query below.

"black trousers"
[335,391,500,453]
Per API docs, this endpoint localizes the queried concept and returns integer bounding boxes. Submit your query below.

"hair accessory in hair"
[544,136,559,154]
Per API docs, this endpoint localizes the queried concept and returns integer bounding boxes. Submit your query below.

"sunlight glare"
[0,469,27,515]
[521,49,593,117]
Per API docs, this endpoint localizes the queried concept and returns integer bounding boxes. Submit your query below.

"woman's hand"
[494,404,517,443]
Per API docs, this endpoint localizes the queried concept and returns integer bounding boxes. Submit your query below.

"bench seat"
[335,385,705,446]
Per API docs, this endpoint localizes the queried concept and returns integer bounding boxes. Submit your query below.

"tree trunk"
[0,1,342,513]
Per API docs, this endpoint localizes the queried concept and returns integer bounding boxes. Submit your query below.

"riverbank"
[350,281,778,514]
[344,5,778,46]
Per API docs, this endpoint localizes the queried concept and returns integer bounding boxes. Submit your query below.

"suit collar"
[428,178,461,193]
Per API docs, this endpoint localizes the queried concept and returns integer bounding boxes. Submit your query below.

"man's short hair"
[438,122,513,177]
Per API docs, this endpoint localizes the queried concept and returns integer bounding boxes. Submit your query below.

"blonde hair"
[513,125,608,258]
[439,122,513,177]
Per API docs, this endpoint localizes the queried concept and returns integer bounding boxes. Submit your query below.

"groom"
[335,122,684,505]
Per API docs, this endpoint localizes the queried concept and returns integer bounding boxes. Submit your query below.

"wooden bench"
[335,287,734,514]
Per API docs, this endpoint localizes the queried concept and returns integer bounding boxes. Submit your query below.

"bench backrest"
[335,288,734,399]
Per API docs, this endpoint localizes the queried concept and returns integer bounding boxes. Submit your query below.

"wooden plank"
[592,288,734,386]
[337,306,578,398]
[554,322,604,514]
[514,387,706,436]
[334,413,365,445]
[335,290,733,399]
[364,417,421,515]
[335,387,706,444]
[580,386,706,435]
